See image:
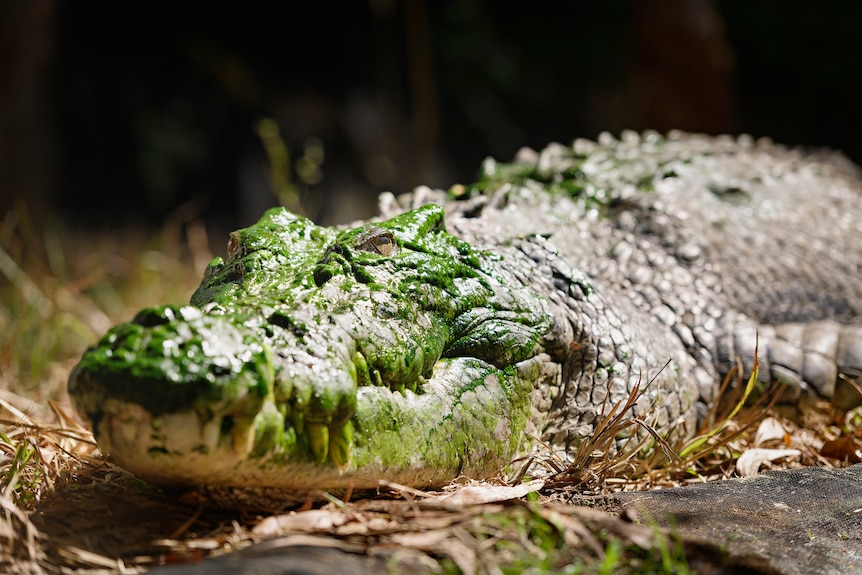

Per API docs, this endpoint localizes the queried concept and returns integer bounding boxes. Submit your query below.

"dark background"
[2,0,861,229]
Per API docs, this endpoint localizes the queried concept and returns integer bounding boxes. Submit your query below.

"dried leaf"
[248,533,365,553]
[736,448,801,477]
[335,516,393,536]
[819,436,862,463]
[392,531,477,575]
[252,509,349,537]
[389,530,450,548]
[788,428,823,452]
[438,480,544,505]
[753,417,787,446]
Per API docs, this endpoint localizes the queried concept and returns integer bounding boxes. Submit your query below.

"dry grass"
[0,202,213,399]
[0,202,217,572]
[530,346,861,501]
[1,203,860,573]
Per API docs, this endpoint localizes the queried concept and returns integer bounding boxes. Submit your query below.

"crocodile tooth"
[291,411,305,436]
[231,418,255,455]
[202,417,221,452]
[353,351,372,387]
[306,422,329,463]
[407,376,423,393]
[328,422,353,472]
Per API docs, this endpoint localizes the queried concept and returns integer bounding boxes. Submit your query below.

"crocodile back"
[383,131,862,449]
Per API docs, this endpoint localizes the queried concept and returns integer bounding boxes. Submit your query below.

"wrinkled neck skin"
[442,200,700,454]
[70,204,597,492]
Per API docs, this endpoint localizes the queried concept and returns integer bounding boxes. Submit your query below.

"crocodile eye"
[355,230,398,256]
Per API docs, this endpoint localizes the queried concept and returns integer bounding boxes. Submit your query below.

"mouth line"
[100,402,254,458]
[93,355,532,492]
[94,384,393,489]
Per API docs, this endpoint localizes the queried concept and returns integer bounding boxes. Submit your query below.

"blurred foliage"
[0,203,212,398]
[2,1,861,228]
[255,118,324,218]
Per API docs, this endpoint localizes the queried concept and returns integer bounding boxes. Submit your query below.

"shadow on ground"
[21,462,862,574]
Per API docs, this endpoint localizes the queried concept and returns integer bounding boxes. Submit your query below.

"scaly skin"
[69,131,862,495]
[69,204,560,490]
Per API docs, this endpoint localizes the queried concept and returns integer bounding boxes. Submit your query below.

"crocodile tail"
[721,316,862,410]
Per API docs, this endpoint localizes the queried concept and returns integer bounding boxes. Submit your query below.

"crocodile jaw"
[96,399,255,486]
[94,399,357,489]
[90,355,546,492]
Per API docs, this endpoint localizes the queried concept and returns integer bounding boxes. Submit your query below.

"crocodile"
[68,131,862,496]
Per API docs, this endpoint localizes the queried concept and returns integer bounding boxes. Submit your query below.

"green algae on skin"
[468,138,676,215]
[349,357,533,473]
[68,203,556,490]
[69,306,273,421]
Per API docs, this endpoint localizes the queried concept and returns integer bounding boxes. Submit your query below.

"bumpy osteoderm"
[69,204,555,490]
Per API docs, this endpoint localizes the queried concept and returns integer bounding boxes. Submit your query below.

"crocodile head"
[68,204,557,490]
